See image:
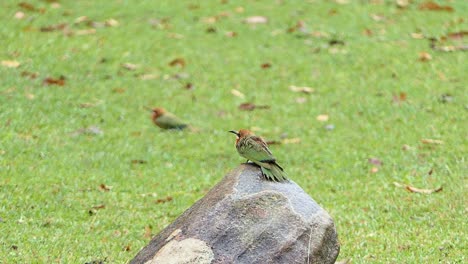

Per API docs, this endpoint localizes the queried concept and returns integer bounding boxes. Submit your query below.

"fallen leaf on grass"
[40,23,68,32]
[335,259,351,264]
[123,244,131,252]
[19,2,43,12]
[156,196,173,204]
[75,29,96,35]
[131,159,147,164]
[21,71,38,79]
[418,51,432,61]
[392,92,407,104]
[411,32,424,39]
[139,73,159,80]
[43,76,66,86]
[184,82,194,90]
[244,16,268,24]
[289,85,314,94]
[225,31,237,37]
[418,1,453,12]
[144,225,152,239]
[231,89,245,98]
[99,184,112,191]
[112,88,126,93]
[446,31,468,40]
[1,60,20,68]
[396,0,409,8]
[421,138,443,145]
[393,182,443,194]
[261,62,272,69]
[122,63,139,70]
[316,114,329,122]
[105,18,119,27]
[238,102,270,111]
[168,58,186,67]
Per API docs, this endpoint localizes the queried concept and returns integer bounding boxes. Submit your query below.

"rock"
[131,164,339,264]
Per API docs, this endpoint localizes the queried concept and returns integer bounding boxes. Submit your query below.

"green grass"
[1,0,466,263]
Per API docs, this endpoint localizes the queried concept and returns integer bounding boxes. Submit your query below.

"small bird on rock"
[229,129,288,182]
[149,107,189,130]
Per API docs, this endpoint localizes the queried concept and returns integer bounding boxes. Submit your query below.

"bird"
[148,107,189,130]
[229,129,288,182]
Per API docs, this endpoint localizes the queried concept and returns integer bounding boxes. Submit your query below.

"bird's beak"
[144,106,154,112]
[228,130,240,137]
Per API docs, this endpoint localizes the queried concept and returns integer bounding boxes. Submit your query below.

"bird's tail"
[260,163,288,182]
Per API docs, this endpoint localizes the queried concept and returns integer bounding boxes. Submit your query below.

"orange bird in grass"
[229,129,288,182]
[149,107,189,130]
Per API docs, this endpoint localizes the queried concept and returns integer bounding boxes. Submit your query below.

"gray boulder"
[131,164,339,264]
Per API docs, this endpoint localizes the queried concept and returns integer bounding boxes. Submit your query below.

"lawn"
[1,0,466,263]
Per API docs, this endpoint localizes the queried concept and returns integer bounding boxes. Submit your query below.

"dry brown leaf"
[40,23,67,32]
[74,16,89,24]
[406,185,443,194]
[21,71,38,79]
[139,74,159,80]
[235,7,244,13]
[131,160,147,164]
[1,60,20,68]
[75,29,96,35]
[289,85,314,94]
[421,138,443,145]
[155,196,173,204]
[244,16,268,24]
[19,2,37,11]
[418,1,453,12]
[418,52,432,61]
[105,18,119,27]
[99,183,112,191]
[238,102,270,111]
[393,182,443,194]
[92,204,106,210]
[392,92,407,104]
[446,31,468,40]
[261,62,272,69]
[316,114,329,122]
[410,32,424,39]
[113,88,126,93]
[226,31,237,37]
[169,58,186,67]
[231,89,245,98]
[396,0,409,8]
[122,63,139,70]
[43,76,65,86]
[144,225,152,239]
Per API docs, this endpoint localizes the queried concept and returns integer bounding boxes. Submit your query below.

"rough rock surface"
[131,164,340,264]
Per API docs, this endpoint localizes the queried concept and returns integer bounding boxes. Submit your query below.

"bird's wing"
[241,136,275,162]
[156,113,187,129]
